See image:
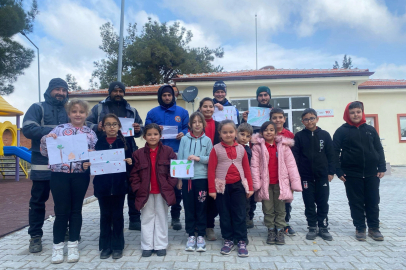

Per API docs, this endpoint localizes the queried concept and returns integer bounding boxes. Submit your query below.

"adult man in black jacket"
[242,86,273,133]
[22,78,69,253]
[292,108,335,241]
[87,81,143,231]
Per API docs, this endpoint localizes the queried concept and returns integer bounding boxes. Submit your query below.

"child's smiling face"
[349,108,363,124]
[302,113,319,131]
[271,113,285,131]
[262,124,276,143]
[220,123,236,145]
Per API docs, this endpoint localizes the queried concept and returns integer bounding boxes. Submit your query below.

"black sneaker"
[156,249,166,256]
[368,228,384,241]
[318,227,333,241]
[29,235,42,253]
[129,220,141,231]
[356,228,366,241]
[284,226,296,236]
[112,249,123,259]
[306,227,317,240]
[142,250,153,257]
[100,248,112,259]
[171,218,182,230]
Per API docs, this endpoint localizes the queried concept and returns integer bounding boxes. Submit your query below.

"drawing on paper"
[89,148,126,175]
[213,106,238,124]
[46,134,89,165]
[170,159,194,178]
[247,107,271,127]
[119,117,135,137]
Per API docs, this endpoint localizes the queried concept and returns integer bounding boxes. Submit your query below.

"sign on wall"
[316,109,334,118]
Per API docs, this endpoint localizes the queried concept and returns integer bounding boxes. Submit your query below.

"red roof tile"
[69,84,178,97]
[359,79,406,88]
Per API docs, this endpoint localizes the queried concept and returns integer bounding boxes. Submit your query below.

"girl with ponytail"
[91,113,133,260]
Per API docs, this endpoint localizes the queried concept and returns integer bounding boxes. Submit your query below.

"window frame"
[365,114,379,135]
[397,114,406,143]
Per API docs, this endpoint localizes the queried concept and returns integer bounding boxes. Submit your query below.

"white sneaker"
[51,242,65,264]
[196,236,206,252]
[185,236,196,251]
[67,241,79,263]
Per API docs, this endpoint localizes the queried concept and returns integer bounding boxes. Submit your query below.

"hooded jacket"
[177,132,213,180]
[213,98,240,125]
[92,135,133,198]
[145,85,189,152]
[129,142,178,211]
[22,78,69,180]
[251,134,302,203]
[333,102,386,178]
[292,127,335,181]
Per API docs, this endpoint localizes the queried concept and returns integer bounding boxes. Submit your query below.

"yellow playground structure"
[0,96,31,181]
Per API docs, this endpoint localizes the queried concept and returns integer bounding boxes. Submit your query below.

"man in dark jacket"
[22,78,69,253]
[292,108,335,241]
[333,101,386,242]
[86,81,143,231]
[242,86,273,133]
[212,81,240,125]
[145,85,189,230]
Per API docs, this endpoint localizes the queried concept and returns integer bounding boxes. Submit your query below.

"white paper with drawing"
[89,148,126,175]
[170,160,194,178]
[247,107,271,127]
[161,126,178,139]
[46,134,89,165]
[213,106,238,124]
[119,117,135,137]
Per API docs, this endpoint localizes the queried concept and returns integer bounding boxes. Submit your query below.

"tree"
[0,0,38,95]
[65,74,82,91]
[93,19,224,88]
[332,54,353,69]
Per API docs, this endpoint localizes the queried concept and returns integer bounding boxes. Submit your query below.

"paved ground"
[0,168,405,270]
[0,176,94,237]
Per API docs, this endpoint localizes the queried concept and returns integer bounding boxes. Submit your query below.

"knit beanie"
[108,81,126,95]
[213,81,227,95]
[256,86,271,99]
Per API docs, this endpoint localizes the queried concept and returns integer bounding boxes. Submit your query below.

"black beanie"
[47,78,68,92]
[108,81,126,95]
[161,86,173,95]
[213,81,227,95]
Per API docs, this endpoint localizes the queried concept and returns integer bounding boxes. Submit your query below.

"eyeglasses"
[104,123,119,128]
[302,117,316,123]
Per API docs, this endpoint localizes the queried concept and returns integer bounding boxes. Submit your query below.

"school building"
[70,68,406,166]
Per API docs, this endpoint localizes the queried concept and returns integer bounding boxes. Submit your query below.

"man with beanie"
[212,81,240,125]
[145,85,189,230]
[23,78,70,253]
[242,86,272,133]
[87,81,143,231]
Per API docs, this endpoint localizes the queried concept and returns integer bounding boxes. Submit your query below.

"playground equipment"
[0,96,32,181]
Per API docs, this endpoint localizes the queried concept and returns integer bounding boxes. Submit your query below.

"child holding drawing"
[90,114,133,260]
[129,123,177,257]
[40,99,97,264]
[177,112,213,252]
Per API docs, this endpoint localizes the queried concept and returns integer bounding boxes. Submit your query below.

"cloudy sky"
[3,0,406,123]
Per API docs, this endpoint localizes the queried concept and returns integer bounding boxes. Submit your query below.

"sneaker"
[276,228,285,245]
[100,248,112,259]
[112,250,123,259]
[246,219,254,229]
[206,228,217,241]
[196,236,206,252]
[156,249,166,256]
[185,236,196,251]
[220,239,234,255]
[51,242,65,264]
[67,241,79,263]
[129,220,141,231]
[237,241,249,257]
[171,218,182,230]
[142,250,153,257]
[368,228,384,241]
[284,226,296,236]
[356,228,366,241]
[29,235,42,253]
[318,227,333,241]
[266,228,276,245]
[306,227,317,240]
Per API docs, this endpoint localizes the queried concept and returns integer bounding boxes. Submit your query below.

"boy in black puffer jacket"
[292,108,335,241]
[333,101,386,242]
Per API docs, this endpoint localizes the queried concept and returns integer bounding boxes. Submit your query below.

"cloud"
[373,63,406,79]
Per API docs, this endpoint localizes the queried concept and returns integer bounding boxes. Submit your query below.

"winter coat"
[213,98,240,125]
[22,79,69,180]
[92,136,133,198]
[292,127,335,180]
[333,123,386,178]
[40,123,97,173]
[129,142,178,211]
[177,133,213,180]
[251,134,302,203]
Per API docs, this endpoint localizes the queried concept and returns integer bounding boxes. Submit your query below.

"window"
[365,114,379,135]
[231,96,311,133]
[397,114,406,143]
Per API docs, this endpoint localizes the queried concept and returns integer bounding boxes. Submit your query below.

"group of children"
[40,97,386,264]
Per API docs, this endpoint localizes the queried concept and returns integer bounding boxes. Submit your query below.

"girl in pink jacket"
[251,121,301,245]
